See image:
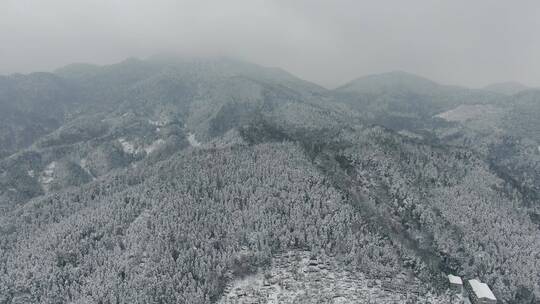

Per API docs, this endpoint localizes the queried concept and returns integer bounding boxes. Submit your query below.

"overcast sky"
[1,0,539,88]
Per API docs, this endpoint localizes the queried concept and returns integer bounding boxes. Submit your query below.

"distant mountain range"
[483,81,532,95]
[0,57,539,304]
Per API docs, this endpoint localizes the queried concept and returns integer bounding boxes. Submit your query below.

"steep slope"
[0,57,341,209]
[502,90,540,141]
[333,71,505,134]
[0,73,79,159]
[434,89,540,208]
[0,140,425,303]
[241,117,540,303]
[2,116,539,303]
[1,59,539,304]
[335,73,540,222]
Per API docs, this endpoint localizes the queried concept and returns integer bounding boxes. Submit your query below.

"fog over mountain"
[2,0,540,88]
[1,2,540,304]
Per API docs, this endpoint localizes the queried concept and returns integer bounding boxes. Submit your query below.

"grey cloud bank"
[1,0,539,88]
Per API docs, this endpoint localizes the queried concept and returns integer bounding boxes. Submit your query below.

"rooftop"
[448,274,463,285]
[468,279,496,301]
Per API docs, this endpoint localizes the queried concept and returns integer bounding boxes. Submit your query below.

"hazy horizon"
[1,2,540,303]
[2,0,540,88]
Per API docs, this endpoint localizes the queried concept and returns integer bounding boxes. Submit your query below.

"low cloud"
[1,0,539,87]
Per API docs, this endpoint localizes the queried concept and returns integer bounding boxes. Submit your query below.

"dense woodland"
[1,141,413,303]
[1,57,539,303]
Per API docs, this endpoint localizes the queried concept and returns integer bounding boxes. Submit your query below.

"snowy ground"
[119,137,166,155]
[144,139,166,154]
[218,251,454,304]
[187,132,201,147]
[118,138,138,154]
[435,104,501,122]
[80,158,96,181]
[38,161,56,191]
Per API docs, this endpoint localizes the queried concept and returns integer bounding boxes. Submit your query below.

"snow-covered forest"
[0,57,539,303]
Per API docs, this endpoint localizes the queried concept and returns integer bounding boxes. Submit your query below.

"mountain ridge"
[0,56,539,303]
[483,81,532,95]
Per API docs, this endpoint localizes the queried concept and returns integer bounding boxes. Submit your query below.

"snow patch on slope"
[187,133,201,147]
[118,138,139,154]
[39,162,56,190]
[119,137,169,157]
[148,119,166,127]
[80,158,96,181]
[435,104,500,122]
[144,139,166,154]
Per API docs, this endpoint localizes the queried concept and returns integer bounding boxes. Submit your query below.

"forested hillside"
[0,57,539,303]
[0,57,339,210]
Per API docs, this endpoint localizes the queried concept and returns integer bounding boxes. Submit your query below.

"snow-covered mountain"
[0,57,539,304]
